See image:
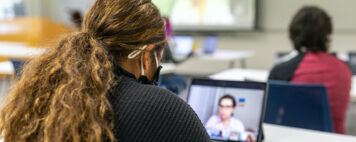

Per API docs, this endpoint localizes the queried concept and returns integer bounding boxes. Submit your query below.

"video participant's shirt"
[205,115,245,139]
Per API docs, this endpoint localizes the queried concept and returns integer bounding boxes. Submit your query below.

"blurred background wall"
[25,0,356,32]
[25,0,356,70]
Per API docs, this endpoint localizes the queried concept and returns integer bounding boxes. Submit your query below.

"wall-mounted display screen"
[153,0,257,32]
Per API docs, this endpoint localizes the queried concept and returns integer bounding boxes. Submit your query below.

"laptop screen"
[173,36,194,55]
[187,79,267,142]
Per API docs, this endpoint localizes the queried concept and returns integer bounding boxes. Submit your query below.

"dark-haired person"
[206,95,245,139]
[0,0,211,141]
[71,10,83,29]
[268,6,351,134]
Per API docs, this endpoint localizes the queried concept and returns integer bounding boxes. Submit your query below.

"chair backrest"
[265,80,333,132]
[10,60,25,77]
[348,52,356,75]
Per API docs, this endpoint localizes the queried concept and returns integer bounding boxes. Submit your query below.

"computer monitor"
[173,36,194,56]
[187,79,267,142]
[153,0,258,32]
[203,36,218,54]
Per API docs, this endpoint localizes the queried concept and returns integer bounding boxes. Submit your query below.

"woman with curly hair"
[0,0,210,141]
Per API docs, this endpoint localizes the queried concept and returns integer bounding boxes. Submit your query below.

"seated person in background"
[70,10,83,29]
[206,95,245,139]
[268,6,351,134]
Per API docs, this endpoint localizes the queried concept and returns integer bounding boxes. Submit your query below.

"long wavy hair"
[0,0,166,141]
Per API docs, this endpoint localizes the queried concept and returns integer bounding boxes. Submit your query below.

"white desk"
[210,68,269,82]
[173,49,254,76]
[0,42,45,59]
[161,63,176,74]
[194,49,253,61]
[210,68,356,102]
[264,123,356,142]
[0,42,44,75]
[0,61,14,75]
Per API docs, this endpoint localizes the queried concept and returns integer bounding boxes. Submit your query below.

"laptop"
[187,78,267,142]
[173,36,194,56]
[203,36,218,54]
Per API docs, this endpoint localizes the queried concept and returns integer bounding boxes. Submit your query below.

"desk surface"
[171,50,254,76]
[161,63,176,74]
[0,17,74,47]
[194,49,253,61]
[210,68,269,82]
[210,68,356,102]
[264,123,356,142]
[0,61,14,75]
[0,42,45,59]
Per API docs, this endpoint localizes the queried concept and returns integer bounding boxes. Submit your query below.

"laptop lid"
[187,78,267,142]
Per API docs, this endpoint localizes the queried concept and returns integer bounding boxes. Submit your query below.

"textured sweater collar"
[112,61,138,81]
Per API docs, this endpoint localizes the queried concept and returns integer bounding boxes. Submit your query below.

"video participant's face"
[219,98,235,121]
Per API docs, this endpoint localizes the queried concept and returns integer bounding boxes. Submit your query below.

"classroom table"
[210,68,356,101]
[210,68,269,82]
[194,49,253,68]
[171,49,254,76]
[0,17,74,47]
[0,61,14,75]
[264,123,356,142]
[0,42,45,76]
[0,43,45,60]
[161,63,176,74]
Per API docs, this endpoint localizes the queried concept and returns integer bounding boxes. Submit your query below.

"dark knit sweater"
[108,66,211,142]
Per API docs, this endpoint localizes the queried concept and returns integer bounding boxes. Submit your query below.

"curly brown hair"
[0,0,165,141]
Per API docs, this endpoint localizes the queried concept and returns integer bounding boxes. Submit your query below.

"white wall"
[29,0,356,32]
[259,0,356,32]
[26,0,95,24]
[26,0,356,70]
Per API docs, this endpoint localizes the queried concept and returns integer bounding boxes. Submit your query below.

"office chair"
[265,80,334,132]
[348,52,356,75]
[10,60,25,78]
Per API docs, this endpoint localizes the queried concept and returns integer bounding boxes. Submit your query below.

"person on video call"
[206,94,245,139]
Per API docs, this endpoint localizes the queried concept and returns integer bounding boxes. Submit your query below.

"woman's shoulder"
[110,77,184,108]
[111,75,199,120]
[110,77,211,141]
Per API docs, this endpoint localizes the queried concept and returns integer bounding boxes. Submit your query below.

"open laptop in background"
[172,36,194,60]
[187,79,267,142]
[203,36,218,54]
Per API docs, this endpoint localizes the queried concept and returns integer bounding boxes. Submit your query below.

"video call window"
[187,81,265,142]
